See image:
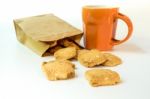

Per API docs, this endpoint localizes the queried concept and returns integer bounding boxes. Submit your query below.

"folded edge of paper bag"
[17,14,83,42]
[14,20,51,56]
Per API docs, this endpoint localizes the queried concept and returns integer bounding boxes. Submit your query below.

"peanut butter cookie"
[49,45,63,54]
[102,53,122,66]
[42,60,75,80]
[77,49,106,67]
[85,69,120,87]
[54,47,77,60]
[59,39,82,50]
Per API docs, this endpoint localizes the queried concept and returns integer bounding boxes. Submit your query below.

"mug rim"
[83,5,119,9]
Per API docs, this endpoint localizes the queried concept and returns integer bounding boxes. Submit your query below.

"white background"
[0,0,150,99]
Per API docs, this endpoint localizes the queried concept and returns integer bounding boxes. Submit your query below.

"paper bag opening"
[14,14,83,56]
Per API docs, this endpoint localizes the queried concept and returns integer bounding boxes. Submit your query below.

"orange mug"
[82,5,133,50]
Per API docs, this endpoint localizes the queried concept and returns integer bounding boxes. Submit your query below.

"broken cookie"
[102,53,122,66]
[77,49,106,67]
[54,47,77,60]
[42,60,75,80]
[85,69,120,87]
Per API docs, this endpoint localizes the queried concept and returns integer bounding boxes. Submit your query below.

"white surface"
[0,0,150,99]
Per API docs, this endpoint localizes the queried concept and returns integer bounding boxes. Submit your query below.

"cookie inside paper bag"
[14,14,83,56]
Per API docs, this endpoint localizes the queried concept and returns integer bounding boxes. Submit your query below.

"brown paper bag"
[14,14,83,56]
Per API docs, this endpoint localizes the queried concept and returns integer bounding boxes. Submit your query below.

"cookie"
[102,53,122,66]
[77,49,106,67]
[49,45,63,54]
[54,47,77,60]
[85,69,120,87]
[59,39,82,50]
[42,60,75,80]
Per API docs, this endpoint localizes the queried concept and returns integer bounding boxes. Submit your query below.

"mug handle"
[112,13,133,45]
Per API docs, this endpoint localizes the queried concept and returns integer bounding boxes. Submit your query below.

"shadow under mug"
[82,5,133,51]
